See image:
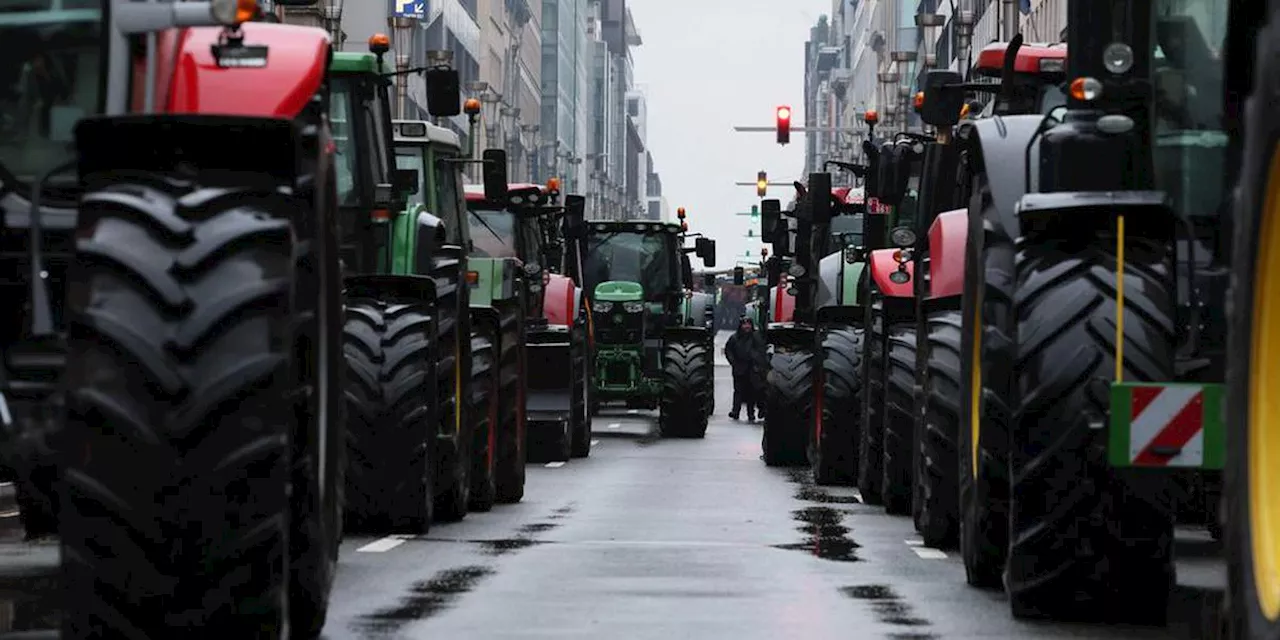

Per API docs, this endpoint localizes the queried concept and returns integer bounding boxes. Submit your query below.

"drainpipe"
[1002,0,1020,41]
[955,0,974,74]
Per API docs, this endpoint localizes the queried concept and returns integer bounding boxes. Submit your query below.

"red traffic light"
[776,105,791,145]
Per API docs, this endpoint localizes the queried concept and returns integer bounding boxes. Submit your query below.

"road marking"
[0,510,18,519]
[628,409,639,414]
[910,547,948,560]
[591,439,600,445]
[607,422,621,429]
[545,461,566,468]
[356,535,413,553]
[904,538,923,546]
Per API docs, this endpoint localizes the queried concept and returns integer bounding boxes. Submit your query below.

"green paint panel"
[842,262,865,306]
[331,52,388,74]
[469,257,497,308]
[595,281,644,302]
[1108,382,1224,470]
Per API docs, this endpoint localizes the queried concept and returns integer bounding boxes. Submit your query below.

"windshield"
[433,150,465,244]
[468,208,519,258]
[330,76,360,206]
[831,213,865,246]
[1152,0,1228,218]
[0,0,102,187]
[584,230,675,301]
[394,145,426,210]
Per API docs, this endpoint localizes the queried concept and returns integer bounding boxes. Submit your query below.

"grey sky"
[629,0,832,270]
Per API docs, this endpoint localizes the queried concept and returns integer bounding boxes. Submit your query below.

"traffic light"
[756,171,767,197]
[776,105,791,144]
[733,266,745,285]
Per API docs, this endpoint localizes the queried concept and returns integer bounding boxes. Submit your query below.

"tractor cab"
[391,119,468,275]
[969,41,1068,116]
[329,49,420,275]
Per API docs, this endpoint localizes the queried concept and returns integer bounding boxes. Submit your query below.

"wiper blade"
[469,210,508,246]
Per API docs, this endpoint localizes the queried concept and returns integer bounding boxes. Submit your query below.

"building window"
[460,0,477,20]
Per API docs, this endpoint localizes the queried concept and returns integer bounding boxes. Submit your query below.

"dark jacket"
[725,327,766,377]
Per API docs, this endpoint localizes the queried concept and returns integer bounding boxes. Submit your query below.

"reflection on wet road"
[0,334,1227,638]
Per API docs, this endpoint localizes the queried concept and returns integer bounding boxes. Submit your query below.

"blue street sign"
[394,0,425,19]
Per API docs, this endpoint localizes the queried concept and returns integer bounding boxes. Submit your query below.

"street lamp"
[389,17,420,119]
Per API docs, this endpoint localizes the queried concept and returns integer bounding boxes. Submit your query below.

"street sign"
[394,0,426,19]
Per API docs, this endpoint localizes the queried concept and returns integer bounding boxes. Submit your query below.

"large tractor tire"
[858,299,886,504]
[810,324,863,485]
[882,323,917,515]
[494,301,526,504]
[430,250,471,523]
[957,173,1013,589]
[1006,237,1176,623]
[342,300,435,533]
[59,174,333,637]
[1225,22,1280,635]
[468,327,498,512]
[916,310,963,548]
[763,346,814,466]
[570,323,593,457]
[659,338,713,438]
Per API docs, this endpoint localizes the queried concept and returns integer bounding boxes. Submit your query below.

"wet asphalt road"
[0,331,1227,639]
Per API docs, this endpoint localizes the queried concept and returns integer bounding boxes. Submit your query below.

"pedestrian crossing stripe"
[1108,382,1224,469]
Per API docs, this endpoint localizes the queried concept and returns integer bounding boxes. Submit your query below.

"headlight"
[1103,42,1133,74]
[595,301,614,312]
[787,264,806,278]
[889,270,910,285]
[524,262,541,276]
[890,226,916,248]
[623,301,645,313]
[843,246,860,264]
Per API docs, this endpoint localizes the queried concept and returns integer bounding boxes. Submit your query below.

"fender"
[687,292,714,327]
[869,249,914,298]
[770,285,796,323]
[167,24,331,118]
[1015,190,1176,242]
[542,274,576,325]
[814,252,843,310]
[928,209,968,299]
[664,326,710,344]
[765,324,814,350]
[960,114,1050,237]
[344,274,436,305]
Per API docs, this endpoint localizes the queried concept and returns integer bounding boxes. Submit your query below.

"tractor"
[754,167,889,475]
[2,0,348,635]
[582,217,717,437]
[463,179,593,463]
[322,43,499,531]
[862,38,1070,544]
[939,0,1229,622]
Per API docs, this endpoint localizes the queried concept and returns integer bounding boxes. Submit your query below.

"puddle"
[840,584,934,631]
[785,467,862,504]
[518,522,558,535]
[634,432,661,447]
[355,565,494,633]
[478,538,544,556]
[773,507,861,562]
[0,572,60,632]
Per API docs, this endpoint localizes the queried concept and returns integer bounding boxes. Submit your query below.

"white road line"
[904,538,923,547]
[356,535,413,553]
[545,461,566,468]
[911,547,948,560]
[0,510,18,519]
[628,409,639,414]
[607,422,621,429]
[591,439,600,445]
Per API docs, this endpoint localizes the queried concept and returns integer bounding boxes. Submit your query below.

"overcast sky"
[629,0,831,270]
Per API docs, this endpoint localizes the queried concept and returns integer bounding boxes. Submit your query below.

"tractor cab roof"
[587,219,683,235]
[974,41,1067,78]
[392,120,461,149]
[330,51,391,75]
[464,183,560,209]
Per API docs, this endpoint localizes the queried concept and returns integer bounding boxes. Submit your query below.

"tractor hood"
[594,281,644,302]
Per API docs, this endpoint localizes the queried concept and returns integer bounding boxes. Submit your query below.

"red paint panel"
[166,24,330,118]
[927,209,968,299]
[1130,386,1162,420]
[771,285,795,323]
[975,42,1068,75]
[869,249,914,298]
[542,274,575,325]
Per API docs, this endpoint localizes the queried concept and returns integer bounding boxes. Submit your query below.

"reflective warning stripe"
[1128,385,1203,466]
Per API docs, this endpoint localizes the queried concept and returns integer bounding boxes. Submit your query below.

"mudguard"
[526,325,573,422]
[960,114,1049,237]
[1015,191,1177,241]
[168,24,330,118]
[75,115,302,182]
[765,324,813,350]
[469,257,516,307]
[343,273,436,304]
[869,249,914,298]
[814,252,842,310]
[927,209,968,299]
[664,326,710,344]
[542,274,577,324]
[770,285,796,323]
[687,292,714,327]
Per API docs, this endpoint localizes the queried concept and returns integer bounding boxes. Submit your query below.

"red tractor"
[1,0,352,635]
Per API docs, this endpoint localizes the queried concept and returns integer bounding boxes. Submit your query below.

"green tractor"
[583,219,717,437]
[463,179,593,463]
[328,43,504,532]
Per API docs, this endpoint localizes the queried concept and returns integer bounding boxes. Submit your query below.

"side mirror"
[760,199,781,242]
[808,172,833,225]
[733,266,744,286]
[482,149,508,202]
[921,70,965,127]
[392,168,419,198]
[695,237,717,267]
[424,67,461,117]
[563,194,586,238]
[374,182,393,208]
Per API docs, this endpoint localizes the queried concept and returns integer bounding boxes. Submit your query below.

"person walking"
[725,316,765,421]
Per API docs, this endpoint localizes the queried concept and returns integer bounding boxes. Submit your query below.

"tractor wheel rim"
[969,286,982,479]
[1251,151,1280,621]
